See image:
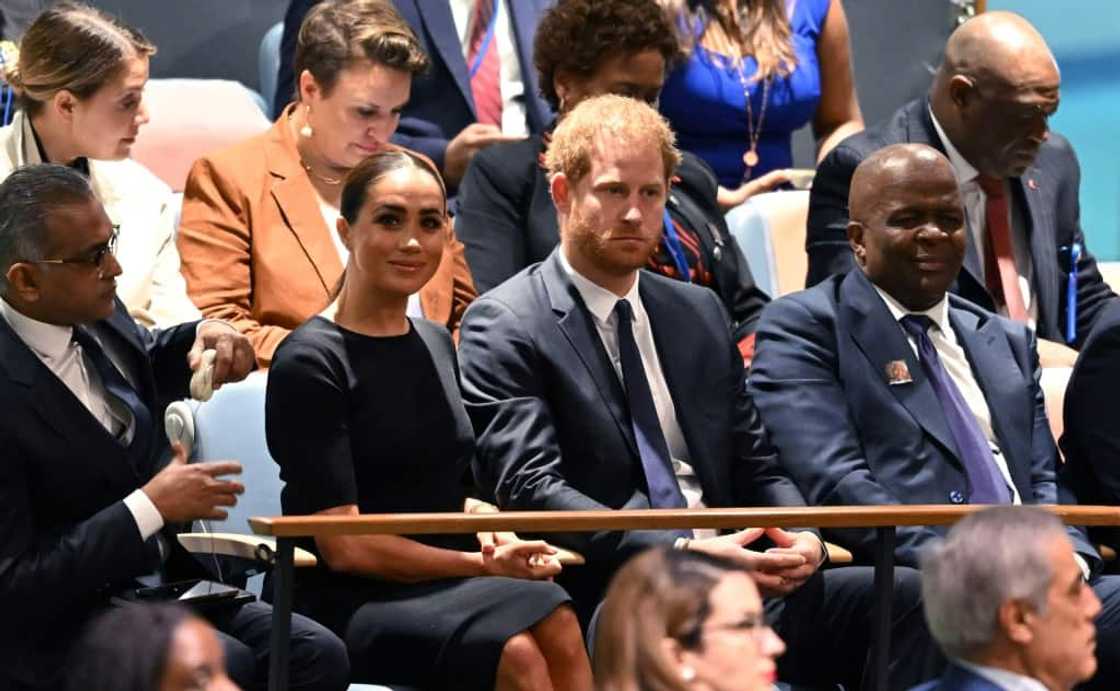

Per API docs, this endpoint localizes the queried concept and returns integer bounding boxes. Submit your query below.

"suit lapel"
[265,113,342,298]
[541,253,639,459]
[639,279,713,489]
[507,0,541,130]
[842,271,961,461]
[1018,171,1059,338]
[950,306,1034,498]
[0,313,141,489]
[414,0,474,114]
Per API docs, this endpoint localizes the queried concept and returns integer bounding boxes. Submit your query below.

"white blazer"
[0,111,200,328]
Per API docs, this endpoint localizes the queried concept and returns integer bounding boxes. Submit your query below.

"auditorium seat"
[131,78,271,192]
[259,21,285,118]
[726,190,811,298]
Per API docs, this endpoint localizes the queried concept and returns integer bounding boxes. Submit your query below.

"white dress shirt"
[928,108,1037,327]
[558,253,716,538]
[872,287,1021,504]
[0,298,164,540]
[955,659,1048,691]
[449,0,529,135]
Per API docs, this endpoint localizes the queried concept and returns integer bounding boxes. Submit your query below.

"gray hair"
[0,163,96,293]
[920,506,1067,659]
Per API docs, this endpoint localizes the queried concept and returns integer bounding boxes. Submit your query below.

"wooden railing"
[251,504,1120,691]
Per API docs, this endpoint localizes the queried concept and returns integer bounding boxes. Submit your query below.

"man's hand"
[1037,338,1079,368]
[189,321,256,390]
[443,124,526,187]
[688,527,810,597]
[142,442,244,523]
[758,527,825,595]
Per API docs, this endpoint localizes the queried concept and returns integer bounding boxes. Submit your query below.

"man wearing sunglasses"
[0,164,349,691]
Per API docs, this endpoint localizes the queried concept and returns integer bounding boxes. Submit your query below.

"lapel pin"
[1027,178,1038,190]
[885,360,913,386]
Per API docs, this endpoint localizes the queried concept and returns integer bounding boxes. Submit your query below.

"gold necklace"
[734,56,770,178]
[300,159,342,186]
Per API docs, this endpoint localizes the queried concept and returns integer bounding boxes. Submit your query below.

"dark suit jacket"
[276,1,552,175]
[457,251,807,576]
[1062,299,1120,550]
[909,663,1006,691]
[805,98,1114,347]
[0,300,200,690]
[456,136,769,349]
[747,269,1096,568]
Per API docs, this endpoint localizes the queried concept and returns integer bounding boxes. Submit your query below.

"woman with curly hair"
[658,0,864,208]
[455,0,769,364]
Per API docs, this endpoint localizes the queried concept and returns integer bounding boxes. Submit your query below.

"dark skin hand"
[143,442,244,523]
[188,321,256,390]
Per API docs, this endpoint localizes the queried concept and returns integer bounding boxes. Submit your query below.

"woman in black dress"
[266,149,593,690]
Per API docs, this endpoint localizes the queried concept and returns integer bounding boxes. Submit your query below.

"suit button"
[949,491,965,504]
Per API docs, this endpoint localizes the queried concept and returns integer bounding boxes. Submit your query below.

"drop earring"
[681,666,696,682]
[299,105,313,138]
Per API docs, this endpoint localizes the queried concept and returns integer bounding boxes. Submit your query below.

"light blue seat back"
[193,371,280,536]
[725,201,778,299]
[259,21,284,118]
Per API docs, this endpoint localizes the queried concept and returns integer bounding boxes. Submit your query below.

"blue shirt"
[659,0,829,188]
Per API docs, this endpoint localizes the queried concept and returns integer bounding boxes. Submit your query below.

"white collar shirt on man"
[955,659,1049,691]
[448,0,529,136]
[928,107,1036,327]
[871,286,1021,504]
[558,252,715,537]
[0,297,163,540]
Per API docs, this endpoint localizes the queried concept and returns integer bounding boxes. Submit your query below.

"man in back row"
[458,94,942,690]
[749,142,1120,689]
[806,11,1114,364]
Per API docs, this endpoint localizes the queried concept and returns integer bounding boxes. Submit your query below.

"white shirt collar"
[954,659,1049,691]
[928,106,980,186]
[557,250,642,325]
[872,284,952,335]
[0,297,74,362]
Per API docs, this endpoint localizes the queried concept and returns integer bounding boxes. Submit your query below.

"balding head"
[848,144,966,311]
[930,12,1059,179]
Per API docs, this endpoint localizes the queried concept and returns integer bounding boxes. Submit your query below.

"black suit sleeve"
[806,143,863,287]
[0,439,151,639]
[455,148,530,293]
[141,320,200,409]
[458,297,675,562]
[748,296,940,566]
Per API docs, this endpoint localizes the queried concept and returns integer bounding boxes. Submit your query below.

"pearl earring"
[299,105,313,139]
[681,666,696,682]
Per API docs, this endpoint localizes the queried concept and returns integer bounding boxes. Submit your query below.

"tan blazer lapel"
[264,111,343,297]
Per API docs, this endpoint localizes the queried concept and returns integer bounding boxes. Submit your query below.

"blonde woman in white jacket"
[0,3,199,328]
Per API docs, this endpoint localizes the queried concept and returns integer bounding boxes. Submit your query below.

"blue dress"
[659,0,830,189]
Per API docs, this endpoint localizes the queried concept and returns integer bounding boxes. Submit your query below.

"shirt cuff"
[1074,553,1091,581]
[124,489,165,541]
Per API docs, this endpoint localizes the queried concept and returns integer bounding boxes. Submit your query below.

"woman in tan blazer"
[178,0,476,365]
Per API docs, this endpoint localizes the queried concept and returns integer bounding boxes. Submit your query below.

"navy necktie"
[899,315,1010,504]
[614,299,686,509]
[73,326,152,454]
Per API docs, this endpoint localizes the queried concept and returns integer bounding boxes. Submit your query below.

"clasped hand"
[689,526,824,597]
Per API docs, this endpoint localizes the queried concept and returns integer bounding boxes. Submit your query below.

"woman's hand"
[717,169,794,211]
[481,540,562,580]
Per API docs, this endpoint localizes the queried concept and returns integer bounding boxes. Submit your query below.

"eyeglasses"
[29,225,119,274]
[701,613,774,643]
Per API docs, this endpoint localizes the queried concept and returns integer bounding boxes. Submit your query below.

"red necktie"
[977,176,1028,322]
[467,0,502,126]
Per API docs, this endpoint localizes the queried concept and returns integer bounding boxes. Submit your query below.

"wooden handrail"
[250,504,1120,538]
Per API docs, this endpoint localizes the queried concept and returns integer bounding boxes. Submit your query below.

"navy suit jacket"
[805,98,1114,347]
[457,251,806,574]
[275,1,552,177]
[909,663,1007,691]
[0,299,199,690]
[1062,299,1120,549]
[748,269,1095,568]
